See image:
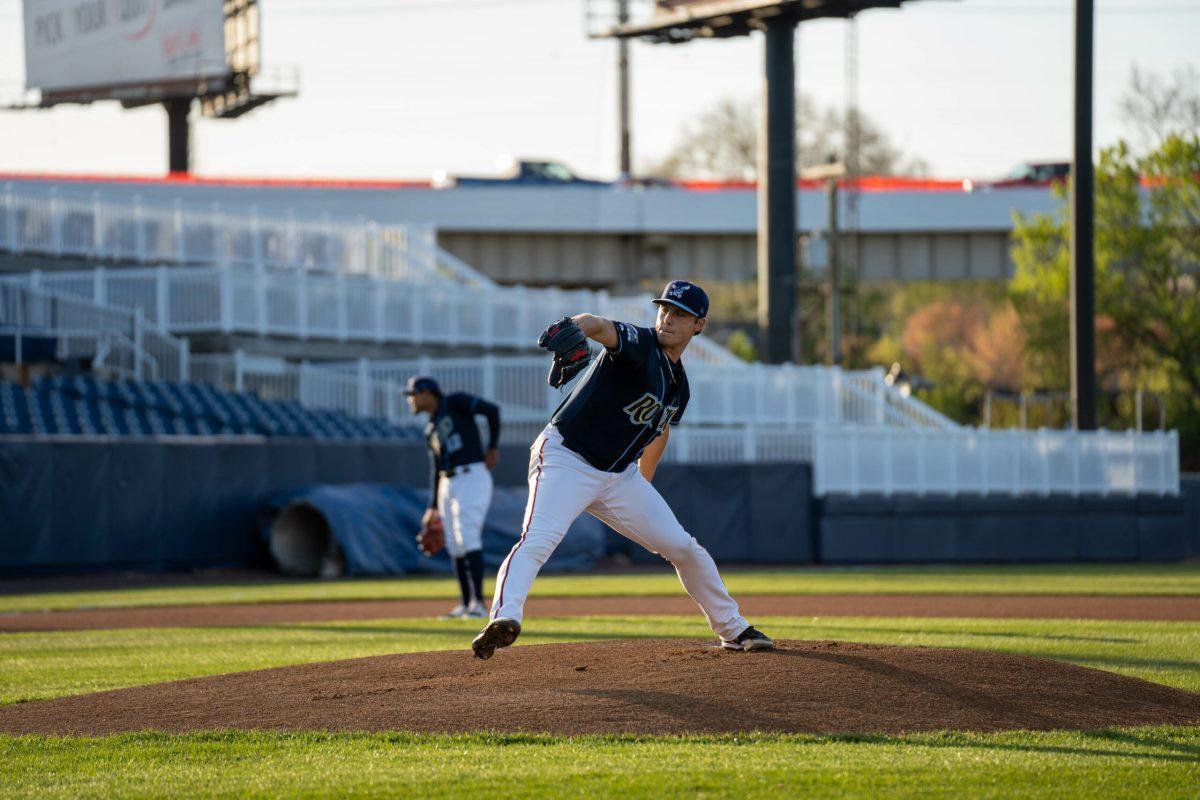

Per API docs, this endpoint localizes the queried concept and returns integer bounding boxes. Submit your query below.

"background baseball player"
[406,376,501,619]
[471,280,774,658]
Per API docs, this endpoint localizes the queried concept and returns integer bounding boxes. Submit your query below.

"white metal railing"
[812,425,1180,497]
[188,352,868,440]
[0,184,471,285]
[138,347,1186,495]
[0,184,740,363]
[334,355,919,430]
[190,351,409,425]
[840,368,959,429]
[370,357,957,430]
[0,282,189,381]
[3,265,738,364]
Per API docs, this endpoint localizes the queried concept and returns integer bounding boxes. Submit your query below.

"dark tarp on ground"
[269,483,607,576]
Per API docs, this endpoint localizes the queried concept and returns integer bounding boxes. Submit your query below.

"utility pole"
[802,160,846,365]
[617,0,633,179]
[1071,0,1097,430]
[825,174,841,365]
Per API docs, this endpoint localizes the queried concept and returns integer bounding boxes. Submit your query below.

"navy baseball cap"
[404,376,441,395]
[652,280,709,319]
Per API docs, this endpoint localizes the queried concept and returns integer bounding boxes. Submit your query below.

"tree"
[1119,66,1200,152]
[651,93,927,180]
[1010,134,1200,464]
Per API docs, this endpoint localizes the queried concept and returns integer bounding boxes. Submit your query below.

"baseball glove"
[538,316,591,388]
[416,516,445,557]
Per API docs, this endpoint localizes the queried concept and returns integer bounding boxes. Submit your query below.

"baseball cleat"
[721,626,775,652]
[471,617,521,660]
[464,603,488,619]
[439,604,469,620]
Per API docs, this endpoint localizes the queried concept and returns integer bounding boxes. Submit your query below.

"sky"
[0,0,1197,181]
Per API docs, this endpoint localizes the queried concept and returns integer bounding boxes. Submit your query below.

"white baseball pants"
[437,463,493,558]
[490,425,749,641]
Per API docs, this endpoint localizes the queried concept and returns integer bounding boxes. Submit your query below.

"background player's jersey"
[426,393,501,506]
[551,321,689,473]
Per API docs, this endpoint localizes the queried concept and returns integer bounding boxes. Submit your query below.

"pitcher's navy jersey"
[551,321,689,473]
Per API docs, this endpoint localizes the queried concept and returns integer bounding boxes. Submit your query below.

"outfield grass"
[3,615,1199,705]
[2,727,1198,799]
[2,562,1199,613]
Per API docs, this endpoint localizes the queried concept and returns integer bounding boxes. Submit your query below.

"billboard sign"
[23,0,228,95]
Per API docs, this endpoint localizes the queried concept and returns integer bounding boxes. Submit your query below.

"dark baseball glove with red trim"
[416,516,444,557]
[538,316,591,388]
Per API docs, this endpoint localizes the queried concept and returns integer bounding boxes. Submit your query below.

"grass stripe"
[2,563,1199,614]
[1,727,1197,799]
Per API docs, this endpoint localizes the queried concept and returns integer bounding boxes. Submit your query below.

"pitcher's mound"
[3,639,1199,736]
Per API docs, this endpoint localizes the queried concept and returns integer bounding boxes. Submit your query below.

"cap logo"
[668,283,687,299]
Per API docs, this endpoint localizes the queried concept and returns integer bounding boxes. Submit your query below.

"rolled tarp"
[268,483,607,577]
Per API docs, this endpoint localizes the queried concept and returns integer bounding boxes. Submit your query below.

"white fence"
[0,184,481,286]
[0,282,190,382]
[0,184,740,364]
[190,351,408,424]
[186,352,952,449]
[813,425,1180,497]
[4,265,740,364]
[325,355,952,430]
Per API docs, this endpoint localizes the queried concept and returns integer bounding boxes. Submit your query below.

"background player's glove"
[538,316,590,388]
[416,516,444,557]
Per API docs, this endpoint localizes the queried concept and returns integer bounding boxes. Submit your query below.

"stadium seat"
[0,374,411,442]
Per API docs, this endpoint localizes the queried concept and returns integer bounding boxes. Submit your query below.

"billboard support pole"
[165,98,192,175]
[757,16,797,364]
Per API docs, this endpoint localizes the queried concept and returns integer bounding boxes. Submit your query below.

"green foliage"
[724,328,758,362]
[1009,134,1200,463]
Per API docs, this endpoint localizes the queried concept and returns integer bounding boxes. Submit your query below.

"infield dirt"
[2,639,1198,736]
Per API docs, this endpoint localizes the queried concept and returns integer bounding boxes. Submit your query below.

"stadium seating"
[0,373,419,441]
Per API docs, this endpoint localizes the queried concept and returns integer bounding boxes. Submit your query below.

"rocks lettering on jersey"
[622,392,679,433]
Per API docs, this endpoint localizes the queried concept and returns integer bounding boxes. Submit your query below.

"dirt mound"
[2,640,1198,737]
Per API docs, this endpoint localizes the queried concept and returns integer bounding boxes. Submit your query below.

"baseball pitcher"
[471,280,774,658]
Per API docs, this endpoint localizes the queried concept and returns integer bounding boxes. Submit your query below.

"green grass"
[1,728,1198,799]
[3,573,1199,798]
[3,615,1199,705]
[2,563,1199,613]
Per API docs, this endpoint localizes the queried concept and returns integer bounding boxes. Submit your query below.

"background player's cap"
[404,375,441,396]
[652,280,709,319]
